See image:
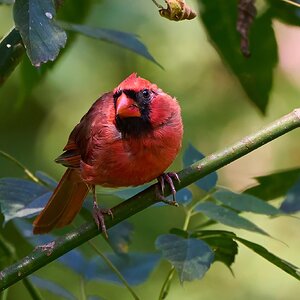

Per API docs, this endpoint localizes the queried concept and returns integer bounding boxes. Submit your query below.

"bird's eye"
[142,89,151,100]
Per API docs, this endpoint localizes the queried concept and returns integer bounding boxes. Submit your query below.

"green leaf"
[59,249,161,285]
[280,178,300,213]
[30,276,76,300]
[35,171,57,189]
[244,168,300,201]
[59,21,161,68]
[183,144,218,191]
[18,0,93,98]
[267,0,300,26]
[192,230,300,281]
[108,221,134,256]
[155,234,214,282]
[196,232,238,272]
[235,236,300,280]
[195,202,269,236]
[0,28,25,86]
[213,188,282,216]
[169,227,190,239]
[13,0,67,66]
[0,178,50,223]
[199,1,278,113]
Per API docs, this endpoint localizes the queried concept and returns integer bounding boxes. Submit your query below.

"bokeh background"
[0,0,299,299]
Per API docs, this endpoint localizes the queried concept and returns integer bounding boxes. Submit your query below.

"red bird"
[33,73,183,236]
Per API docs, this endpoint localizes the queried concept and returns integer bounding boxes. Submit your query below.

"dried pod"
[237,0,257,57]
[157,0,197,21]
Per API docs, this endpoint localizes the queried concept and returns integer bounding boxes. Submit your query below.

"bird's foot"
[91,185,113,238]
[92,202,113,238]
[156,172,180,207]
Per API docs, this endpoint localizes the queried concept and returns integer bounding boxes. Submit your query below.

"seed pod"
[237,0,257,57]
[158,0,197,21]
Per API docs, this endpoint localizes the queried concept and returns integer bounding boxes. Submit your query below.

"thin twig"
[0,150,40,183]
[88,240,140,300]
[281,0,300,8]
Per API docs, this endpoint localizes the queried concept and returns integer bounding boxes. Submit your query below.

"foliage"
[0,0,300,299]
[1,143,300,298]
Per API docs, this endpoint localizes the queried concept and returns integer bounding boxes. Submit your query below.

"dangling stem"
[152,0,164,9]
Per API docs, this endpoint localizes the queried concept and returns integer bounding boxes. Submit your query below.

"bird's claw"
[156,172,180,206]
[92,202,113,239]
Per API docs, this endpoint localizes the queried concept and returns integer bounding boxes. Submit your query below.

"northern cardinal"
[33,73,183,236]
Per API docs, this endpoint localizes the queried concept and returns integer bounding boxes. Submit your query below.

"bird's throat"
[115,116,153,138]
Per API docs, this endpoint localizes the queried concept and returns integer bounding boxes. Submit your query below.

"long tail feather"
[33,168,89,234]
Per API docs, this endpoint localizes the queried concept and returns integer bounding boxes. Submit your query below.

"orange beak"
[116,93,141,118]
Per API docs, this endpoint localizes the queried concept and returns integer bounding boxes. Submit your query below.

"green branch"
[0,108,299,291]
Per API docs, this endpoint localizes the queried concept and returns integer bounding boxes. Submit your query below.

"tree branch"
[0,108,299,291]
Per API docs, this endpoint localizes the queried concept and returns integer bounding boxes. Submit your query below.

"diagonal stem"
[0,108,299,291]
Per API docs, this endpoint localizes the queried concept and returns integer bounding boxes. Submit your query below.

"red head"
[113,73,181,138]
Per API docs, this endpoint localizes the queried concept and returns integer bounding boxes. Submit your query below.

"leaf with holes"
[199,0,277,113]
[183,144,218,191]
[13,0,67,66]
[213,188,282,215]
[195,202,269,236]
[155,234,214,282]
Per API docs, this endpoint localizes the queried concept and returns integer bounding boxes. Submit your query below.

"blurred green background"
[0,0,300,299]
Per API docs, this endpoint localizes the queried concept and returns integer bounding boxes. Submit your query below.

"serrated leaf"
[155,234,214,282]
[213,188,282,216]
[235,236,300,280]
[195,202,269,236]
[199,1,277,113]
[30,275,76,300]
[267,0,300,26]
[183,144,218,191]
[0,178,50,223]
[280,178,300,213]
[108,221,134,255]
[59,21,161,67]
[59,250,160,285]
[13,0,67,66]
[245,168,300,201]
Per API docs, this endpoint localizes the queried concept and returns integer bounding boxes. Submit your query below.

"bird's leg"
[91,185,113,238]
[156,172,180,206]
